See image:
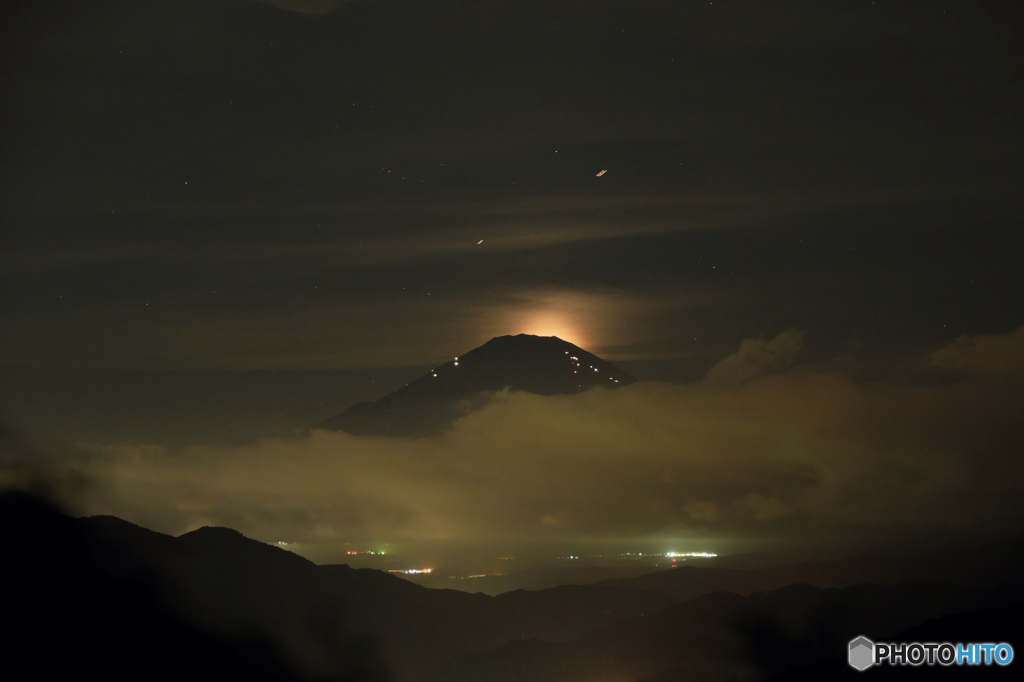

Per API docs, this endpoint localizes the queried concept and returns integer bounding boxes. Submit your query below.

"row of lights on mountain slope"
[565,351,619,383]
[432,356,460,378]
[431,353,618,383]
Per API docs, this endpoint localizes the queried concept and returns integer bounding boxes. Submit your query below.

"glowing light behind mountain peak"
[518,310,589,347]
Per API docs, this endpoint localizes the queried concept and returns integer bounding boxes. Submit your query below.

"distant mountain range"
[316,334,637,437]
[5,491,1022,682]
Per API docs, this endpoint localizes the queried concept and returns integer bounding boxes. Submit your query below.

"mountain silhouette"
[6,491,1021,682]
[316,334,637,437]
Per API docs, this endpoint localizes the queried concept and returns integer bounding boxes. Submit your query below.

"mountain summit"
[316,334,637,437]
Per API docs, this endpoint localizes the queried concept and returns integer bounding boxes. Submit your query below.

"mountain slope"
[316,334,637,437]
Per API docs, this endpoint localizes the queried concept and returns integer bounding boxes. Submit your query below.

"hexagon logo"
[849,636,875,671]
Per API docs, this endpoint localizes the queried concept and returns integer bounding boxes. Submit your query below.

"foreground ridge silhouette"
[4,491,1022,682]
[316,334,637,437]
[1,490,385,682]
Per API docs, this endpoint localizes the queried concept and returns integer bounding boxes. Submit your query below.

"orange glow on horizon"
[516,309,591,349]
[477,290,629,354]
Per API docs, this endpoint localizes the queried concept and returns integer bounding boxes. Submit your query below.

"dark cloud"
[2,0,1021,374]
[245,0,353,16]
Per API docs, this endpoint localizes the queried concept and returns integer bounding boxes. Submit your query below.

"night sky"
[2,0,1023,557]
